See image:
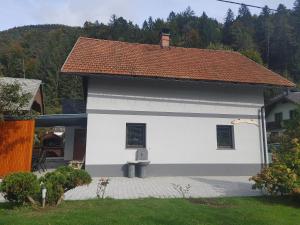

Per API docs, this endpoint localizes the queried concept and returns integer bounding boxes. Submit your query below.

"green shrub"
[40,171,66,205]
[0,172,40,204]
[240,49,263,65]
[39,166,91,205]
[251,163,297,196]
[0,167,91,206]
[55,166,92,190]
[251,109,300,197]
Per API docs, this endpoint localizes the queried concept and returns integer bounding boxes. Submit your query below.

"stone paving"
[0,176,261,202]
[64,176,261,200]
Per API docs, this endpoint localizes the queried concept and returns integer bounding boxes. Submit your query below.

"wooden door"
[73,129,86,160]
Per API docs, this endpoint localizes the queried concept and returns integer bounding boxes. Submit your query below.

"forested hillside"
[1,1,300,113]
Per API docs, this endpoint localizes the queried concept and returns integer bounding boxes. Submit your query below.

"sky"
[0,0,296,31]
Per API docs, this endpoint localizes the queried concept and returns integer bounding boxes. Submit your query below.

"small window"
[289,110,296,120]
[275,112,283,124]
[216,125,234,149]
[126,123,146,148]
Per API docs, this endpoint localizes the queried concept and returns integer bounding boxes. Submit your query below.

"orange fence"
[0,119,35,177]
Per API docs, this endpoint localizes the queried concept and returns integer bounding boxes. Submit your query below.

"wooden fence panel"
[0,120,35,177]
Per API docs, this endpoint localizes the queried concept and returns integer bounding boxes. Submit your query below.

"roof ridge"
[78,36,238,54]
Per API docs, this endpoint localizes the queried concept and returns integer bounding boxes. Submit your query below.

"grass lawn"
[0,197,299,225]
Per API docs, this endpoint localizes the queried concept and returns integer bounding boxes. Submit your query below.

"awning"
[35,114,87,127]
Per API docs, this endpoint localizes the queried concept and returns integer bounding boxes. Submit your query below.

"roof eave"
[60,71,295,89]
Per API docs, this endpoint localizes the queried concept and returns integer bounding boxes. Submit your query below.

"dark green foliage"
[0,167,91,206]
[241,49,263,64]
[0,81,32,118]
[0,25,83,114]
[0,172,40,204]
[39,166,91,205]
[39,170,66,205]
[55,166,92,191]
[223,9,235,45]
[207,43,232,51]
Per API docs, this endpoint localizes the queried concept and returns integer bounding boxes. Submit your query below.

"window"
[216,125,234,149]
[275,112,283,124]
[289,110,296,120]
[126,123,146,148]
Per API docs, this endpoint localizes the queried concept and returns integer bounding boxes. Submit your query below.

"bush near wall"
[251,110,300,198]
[0,172,40,204]
[40,166,92,205]
[0,166,92,206]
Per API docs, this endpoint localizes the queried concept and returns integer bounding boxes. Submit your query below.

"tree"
[293,0,300,34]
[223,9,235,45]
[182,6,194,17]
[207,43,232,51]
[0,81,32,119]
[240,49,263,64]
[167,11,176,22]
[237,4,253,28]
[238,4,251,19]
[229,21,256,50]
[199,13,222,47]
[292,0,300,81]
[0,63,4,77]
[255,6,274,66]
[269,4,297,77]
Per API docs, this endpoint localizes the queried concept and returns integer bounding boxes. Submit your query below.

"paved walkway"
[0,176,260,202]
[65,176,260,200]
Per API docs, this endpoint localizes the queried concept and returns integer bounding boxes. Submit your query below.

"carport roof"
[35,114,87,127]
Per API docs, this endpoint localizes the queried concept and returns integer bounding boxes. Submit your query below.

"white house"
[61,35,294,177]
[266,90,300,142]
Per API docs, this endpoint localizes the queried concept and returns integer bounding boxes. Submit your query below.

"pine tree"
[292,0,300,81]
[255,6,274,66]
[238,4,252,25]
[270,4,297,77]
[223,9,235,45]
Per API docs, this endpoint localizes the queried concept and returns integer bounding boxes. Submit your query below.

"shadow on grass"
[0,202,23,210]
[249,196,300,208]
[187,198,234,208]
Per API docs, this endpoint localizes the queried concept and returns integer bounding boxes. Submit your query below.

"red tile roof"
[61,37,294,87]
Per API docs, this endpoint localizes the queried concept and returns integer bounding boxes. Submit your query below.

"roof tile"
[61,37,294,87]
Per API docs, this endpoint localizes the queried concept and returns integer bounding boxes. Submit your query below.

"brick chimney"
[160,32,170,48]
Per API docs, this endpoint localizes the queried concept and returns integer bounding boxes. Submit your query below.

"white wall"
[266,102,297,122]
[85,76,265,167]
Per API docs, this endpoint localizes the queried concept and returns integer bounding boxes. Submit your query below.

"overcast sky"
[0,0,296,31]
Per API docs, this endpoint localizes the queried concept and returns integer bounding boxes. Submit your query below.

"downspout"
[260,105,269,166]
